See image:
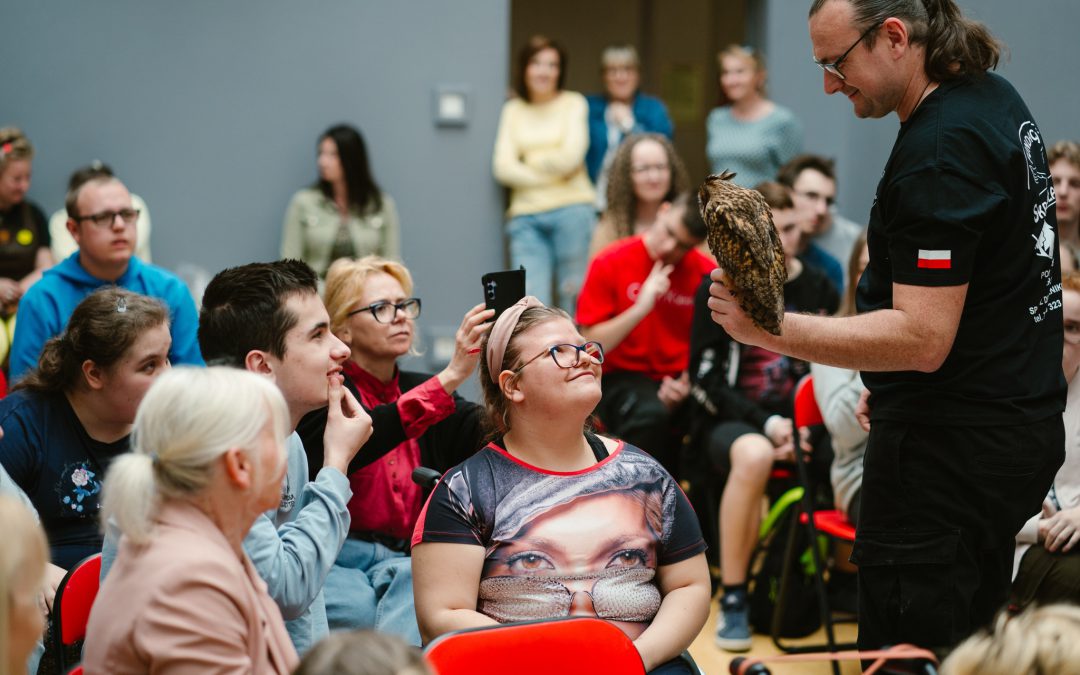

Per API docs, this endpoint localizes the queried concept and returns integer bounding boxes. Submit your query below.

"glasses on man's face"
[348,297,421,324]
[74,208,140,229]
[1065,320,1080,345]
[514,341,604,373]
[814,20,883,81]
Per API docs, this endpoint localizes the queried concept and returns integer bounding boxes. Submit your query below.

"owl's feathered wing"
[698,172,787,335]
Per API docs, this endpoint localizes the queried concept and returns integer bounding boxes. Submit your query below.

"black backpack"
[749,487,823,638]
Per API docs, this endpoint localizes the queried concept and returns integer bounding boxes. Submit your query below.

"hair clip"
[0,143,11,156]
[116,297,128,313]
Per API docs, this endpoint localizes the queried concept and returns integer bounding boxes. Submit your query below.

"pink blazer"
[83,501,299,674]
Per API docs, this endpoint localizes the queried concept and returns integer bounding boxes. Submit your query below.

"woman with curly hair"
[588,133,689,260]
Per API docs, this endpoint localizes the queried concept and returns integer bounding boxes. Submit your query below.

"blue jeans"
[507,203,595,313]
[324,538,421,646]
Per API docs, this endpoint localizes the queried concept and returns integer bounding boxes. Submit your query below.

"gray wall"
[2,0,510,370]
[761,0,1080,226]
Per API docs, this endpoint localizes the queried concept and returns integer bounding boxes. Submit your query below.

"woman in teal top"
[705,45,803,188]
[282,124,400,277]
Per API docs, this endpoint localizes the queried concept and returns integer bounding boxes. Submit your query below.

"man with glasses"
[777,154,863,290]
[10,175,202,378]
[708,0,1065,652]
[576,192,713,475]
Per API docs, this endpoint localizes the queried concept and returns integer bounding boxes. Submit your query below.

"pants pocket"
[852,529,961,651]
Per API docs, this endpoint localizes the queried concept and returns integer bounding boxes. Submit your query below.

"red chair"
[51,553,102,672]
[770,376,858,669]
[424,617,647,675]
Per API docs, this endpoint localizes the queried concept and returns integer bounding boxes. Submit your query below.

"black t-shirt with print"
[0,389,129,569]
[857,72,1067,426]
[0,200,48,280]
[413,438,705,631]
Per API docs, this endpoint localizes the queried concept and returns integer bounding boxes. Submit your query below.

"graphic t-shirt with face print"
[413,436,705,640]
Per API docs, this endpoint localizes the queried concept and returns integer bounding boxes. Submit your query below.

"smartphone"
[482,268,526,322]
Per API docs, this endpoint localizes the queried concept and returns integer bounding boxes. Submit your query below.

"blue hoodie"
[10,253,204,380]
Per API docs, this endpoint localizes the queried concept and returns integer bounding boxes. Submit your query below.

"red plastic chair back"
[424,617,646,675]
[54,553,102,645]
[793,376,823,429]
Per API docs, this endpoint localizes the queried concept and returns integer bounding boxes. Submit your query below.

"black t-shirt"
[413,438,705,631]
[0,200,48,280]
[0,389,129,568]
[857,73,1067,426]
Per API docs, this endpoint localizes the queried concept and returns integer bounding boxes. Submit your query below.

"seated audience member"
[0,127,54,319]
[576,193,714,474]
[281,124,400,278]
[687,182,837,652]
[706,45,802,189]
[588,133,689,259]
[0,288,169,576]
[1062,241,1079,272]
[941,604,1080,675]
[493,35,595,311]
[105,259,373,655]
[48,162,153,262]
[777,154,862,291]
[295,630,431,675]
[585,45,674,208]
[810,231,869,525]
[1050,140,1080,248]
[10,174,201,380]
[412,298,711,674]
[1,495,49,675]
[1011,270,1080,608]
[296,255,490,643]
[85,368,299,673]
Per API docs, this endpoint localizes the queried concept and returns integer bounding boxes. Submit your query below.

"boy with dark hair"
[576,193,714,474]
[104,259,373,655]
[197,259,372,653]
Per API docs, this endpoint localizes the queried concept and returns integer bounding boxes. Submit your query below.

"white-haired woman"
[412,298,711,674]
[0,494,49,675]
[84,368,299,674]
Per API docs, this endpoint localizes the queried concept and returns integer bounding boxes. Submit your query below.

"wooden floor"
[687,595,861,674]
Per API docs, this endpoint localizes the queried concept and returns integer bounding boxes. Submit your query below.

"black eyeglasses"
[73,208,140,229]
[514,341,604,373]
[814,20,883,81]
[348,297,421,324]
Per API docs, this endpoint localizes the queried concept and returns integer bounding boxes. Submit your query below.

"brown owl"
[698,171,787,335]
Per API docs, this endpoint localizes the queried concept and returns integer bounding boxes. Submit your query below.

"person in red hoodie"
[576,192,714,475]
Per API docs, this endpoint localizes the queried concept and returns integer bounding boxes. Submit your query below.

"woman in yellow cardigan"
[493,36,595,313]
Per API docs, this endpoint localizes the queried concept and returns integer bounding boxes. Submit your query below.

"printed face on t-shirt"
[481,487,663,640]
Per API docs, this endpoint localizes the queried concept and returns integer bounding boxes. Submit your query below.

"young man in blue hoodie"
[9,175,202,379]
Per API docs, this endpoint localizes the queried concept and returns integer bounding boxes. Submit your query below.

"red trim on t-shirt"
[485,438,625,476]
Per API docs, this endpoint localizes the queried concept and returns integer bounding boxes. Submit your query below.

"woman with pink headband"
[411,298,711,674]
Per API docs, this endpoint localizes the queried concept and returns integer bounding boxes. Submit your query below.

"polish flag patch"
[917,249,951,269]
